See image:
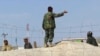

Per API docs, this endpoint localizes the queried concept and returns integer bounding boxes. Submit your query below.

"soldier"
[42,6,68,47]
[86,31,98,46]
[24,38,32,49]
[2,40,12,51]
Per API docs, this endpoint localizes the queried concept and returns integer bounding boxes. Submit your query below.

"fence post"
[34,41,37,48]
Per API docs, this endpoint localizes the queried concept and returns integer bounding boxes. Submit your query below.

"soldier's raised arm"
[53,10,68,18]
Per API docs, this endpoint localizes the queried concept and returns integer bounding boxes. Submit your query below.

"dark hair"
[48,6,53,12]
[4,40,8,42]
[87,31,92,37]
[24,38,28,40]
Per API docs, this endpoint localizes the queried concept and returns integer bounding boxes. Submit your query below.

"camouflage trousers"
[44,28,54,44]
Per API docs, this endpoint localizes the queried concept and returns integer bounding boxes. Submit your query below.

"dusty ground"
[0,41,100,56]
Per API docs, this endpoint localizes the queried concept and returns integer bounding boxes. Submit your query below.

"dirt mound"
[0,41,100,56]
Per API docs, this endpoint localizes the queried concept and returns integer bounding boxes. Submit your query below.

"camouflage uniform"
[2,44,12,51]
[42,12,64,46]
[2,40,13,51]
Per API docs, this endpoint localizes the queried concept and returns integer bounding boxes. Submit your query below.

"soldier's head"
[48,6,53,12]
[4,40,8,45]
[24,38,29,44]
[87,31,93,37]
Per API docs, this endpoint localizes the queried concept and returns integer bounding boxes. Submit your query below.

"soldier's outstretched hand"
[63,10,68,13]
